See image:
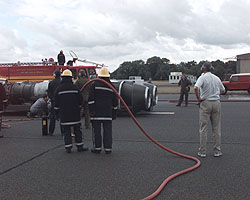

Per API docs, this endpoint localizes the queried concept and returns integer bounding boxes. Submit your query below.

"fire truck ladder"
[0,61,56,66]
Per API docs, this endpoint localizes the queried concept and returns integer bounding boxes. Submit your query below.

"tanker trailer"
[4,80,155,113]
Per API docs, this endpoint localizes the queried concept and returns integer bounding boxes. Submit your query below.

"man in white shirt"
[194,62,225,158]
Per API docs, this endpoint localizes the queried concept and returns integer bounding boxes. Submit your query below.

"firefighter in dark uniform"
[54,69,88,153]
[88,67,118,154]
[47,69,61,135]
[0,82,8,138]
[176,73,192,107]
[57,50,65,66]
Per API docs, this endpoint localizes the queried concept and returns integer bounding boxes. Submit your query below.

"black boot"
[91,148,101,154]
[66,148,72,153]
[77,146,89,152]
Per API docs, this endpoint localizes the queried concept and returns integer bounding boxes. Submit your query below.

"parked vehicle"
[222,73,250,94]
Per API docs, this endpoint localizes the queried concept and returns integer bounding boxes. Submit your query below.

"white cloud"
[0,0,250,71]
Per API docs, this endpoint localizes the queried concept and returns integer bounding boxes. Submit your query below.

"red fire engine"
[0,60,98,82]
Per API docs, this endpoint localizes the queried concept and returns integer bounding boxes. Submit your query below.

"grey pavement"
[0,94,250,200]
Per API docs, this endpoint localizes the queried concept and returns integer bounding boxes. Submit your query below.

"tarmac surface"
[1,94,250,200]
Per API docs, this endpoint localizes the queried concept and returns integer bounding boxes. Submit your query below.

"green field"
[151,80,248,94]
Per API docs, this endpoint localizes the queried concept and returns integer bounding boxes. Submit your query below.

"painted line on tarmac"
[142,111,175,115]
[161,99,250,103]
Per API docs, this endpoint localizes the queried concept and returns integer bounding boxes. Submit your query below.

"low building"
[236,53,250,73]
[169,72,197,84]
[169,72,182,84]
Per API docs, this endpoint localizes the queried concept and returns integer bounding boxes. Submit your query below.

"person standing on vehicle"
[75,70,90,129]
[88,67,118,154]
[47,69,61,135]
[176,73,192,107]
[0,82,8,138]
[57,50,65,66]
[54,69,88,153]
[194,62,225,158]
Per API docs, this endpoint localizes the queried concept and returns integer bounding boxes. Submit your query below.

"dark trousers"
[63,123,83,149]
[0,113,2,132]
[83,101,90,129]
[49,107,56,134]
[92,120,112,150]
[178,90,189,105]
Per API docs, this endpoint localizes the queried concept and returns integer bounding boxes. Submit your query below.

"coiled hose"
[81,78,201,200]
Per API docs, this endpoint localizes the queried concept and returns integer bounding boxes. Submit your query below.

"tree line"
[111,56,236,81]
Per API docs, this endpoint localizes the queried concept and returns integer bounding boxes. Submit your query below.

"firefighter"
[75,70,90,129]
[0,82,8,138]
[88,67,118,154]
[54,69,88,153]
[57,50,65,66]
[47,69,61,135]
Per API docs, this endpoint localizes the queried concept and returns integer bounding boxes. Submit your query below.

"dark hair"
[79,70,86,77]
[54,69,61,77]
[201,62,214,72]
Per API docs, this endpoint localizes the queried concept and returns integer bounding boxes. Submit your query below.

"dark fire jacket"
[54,77,82,125]
[88,78,118,121]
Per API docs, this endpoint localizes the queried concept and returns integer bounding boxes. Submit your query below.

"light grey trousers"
[199,100,221,153]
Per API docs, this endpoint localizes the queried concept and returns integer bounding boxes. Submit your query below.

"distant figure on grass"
[194,62,225,158]
[176,73,192,107]
[148,77,152,84]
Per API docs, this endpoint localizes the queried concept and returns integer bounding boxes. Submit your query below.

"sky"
[0,0,250,72]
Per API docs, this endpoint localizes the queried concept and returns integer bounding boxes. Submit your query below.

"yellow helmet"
[98,67,110,77]
[61,69,72,77]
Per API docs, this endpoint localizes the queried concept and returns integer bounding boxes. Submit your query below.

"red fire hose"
[81,78,201,200]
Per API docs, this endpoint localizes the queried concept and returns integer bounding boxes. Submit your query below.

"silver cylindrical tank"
[112,81,151,113]
[143,82,158,110]
[7,81,49,104]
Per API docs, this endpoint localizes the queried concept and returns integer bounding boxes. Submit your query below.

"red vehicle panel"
[222,73,250,94]
[0,62,98,82]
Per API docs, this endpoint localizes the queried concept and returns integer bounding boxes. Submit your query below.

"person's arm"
[219,81,225,94]
[178,80,181,86]
[88,83,95,116]
[194,86,202,102]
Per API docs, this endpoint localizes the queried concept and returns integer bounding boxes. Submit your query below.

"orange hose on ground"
[81,78,201,200]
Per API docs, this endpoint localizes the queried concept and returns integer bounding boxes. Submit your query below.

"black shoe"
[0,135,3,138]
[176,104,181,106]
[91,149,101,154]
[66,148,72,153]
[77,146,89,152]
[105,151,112,154]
